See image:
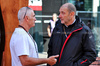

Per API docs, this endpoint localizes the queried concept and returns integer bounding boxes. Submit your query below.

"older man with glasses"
[10,7,59,66]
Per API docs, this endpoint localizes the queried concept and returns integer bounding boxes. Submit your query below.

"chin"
[32,24,35,27]
[61,21,65,24]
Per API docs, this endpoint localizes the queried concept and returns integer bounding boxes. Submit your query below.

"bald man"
[10,7,59,66]
[47,3,96,66]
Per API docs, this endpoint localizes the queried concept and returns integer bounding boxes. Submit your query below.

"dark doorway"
[0,7,5,66]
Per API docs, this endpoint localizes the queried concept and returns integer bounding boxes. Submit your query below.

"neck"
[65,18,75,26]
[53,19,57,22]
[18,24,30,32]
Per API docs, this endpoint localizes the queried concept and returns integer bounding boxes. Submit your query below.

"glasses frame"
[23,7,31,19]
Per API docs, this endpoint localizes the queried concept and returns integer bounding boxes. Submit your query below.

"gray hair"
[17,7,33,22]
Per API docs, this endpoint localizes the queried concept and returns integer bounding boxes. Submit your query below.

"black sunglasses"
[23,7,31,19]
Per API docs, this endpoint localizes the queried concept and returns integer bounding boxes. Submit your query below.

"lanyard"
[63,25,67,37]
[18,25,38,56]
[18,25,27,32]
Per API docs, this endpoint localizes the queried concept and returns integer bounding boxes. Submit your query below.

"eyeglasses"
[23,7,31,19]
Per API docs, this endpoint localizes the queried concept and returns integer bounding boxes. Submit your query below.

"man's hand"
[47,55,59,65]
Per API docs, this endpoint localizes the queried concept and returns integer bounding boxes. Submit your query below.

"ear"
[24,16,28,21]
[70,11,75,16]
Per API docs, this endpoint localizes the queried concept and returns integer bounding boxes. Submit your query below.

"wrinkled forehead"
[59,5,68,12]
[33,11,35,15]
[30,9,35,15]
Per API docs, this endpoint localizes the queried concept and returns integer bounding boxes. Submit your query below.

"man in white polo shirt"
[10,7,59,66]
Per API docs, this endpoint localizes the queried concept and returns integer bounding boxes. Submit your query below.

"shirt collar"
[65,19,76,27]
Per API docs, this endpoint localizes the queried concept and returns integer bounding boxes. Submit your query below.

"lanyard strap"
[18,25,38,56]
[18,25,27,32]
[63,25,67,37]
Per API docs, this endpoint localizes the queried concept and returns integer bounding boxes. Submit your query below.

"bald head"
[59,3,76,26]
[18,7,33,22]
[61,3,76,15]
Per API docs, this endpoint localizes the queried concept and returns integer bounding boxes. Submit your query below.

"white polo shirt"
[10,28,39,66]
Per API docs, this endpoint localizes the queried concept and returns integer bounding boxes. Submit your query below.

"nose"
[59,14,61,19]
[34,17,36,21]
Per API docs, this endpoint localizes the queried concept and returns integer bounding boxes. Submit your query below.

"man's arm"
[19,55,59,66]
[74,30,96,66]
[47,25,51,37]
